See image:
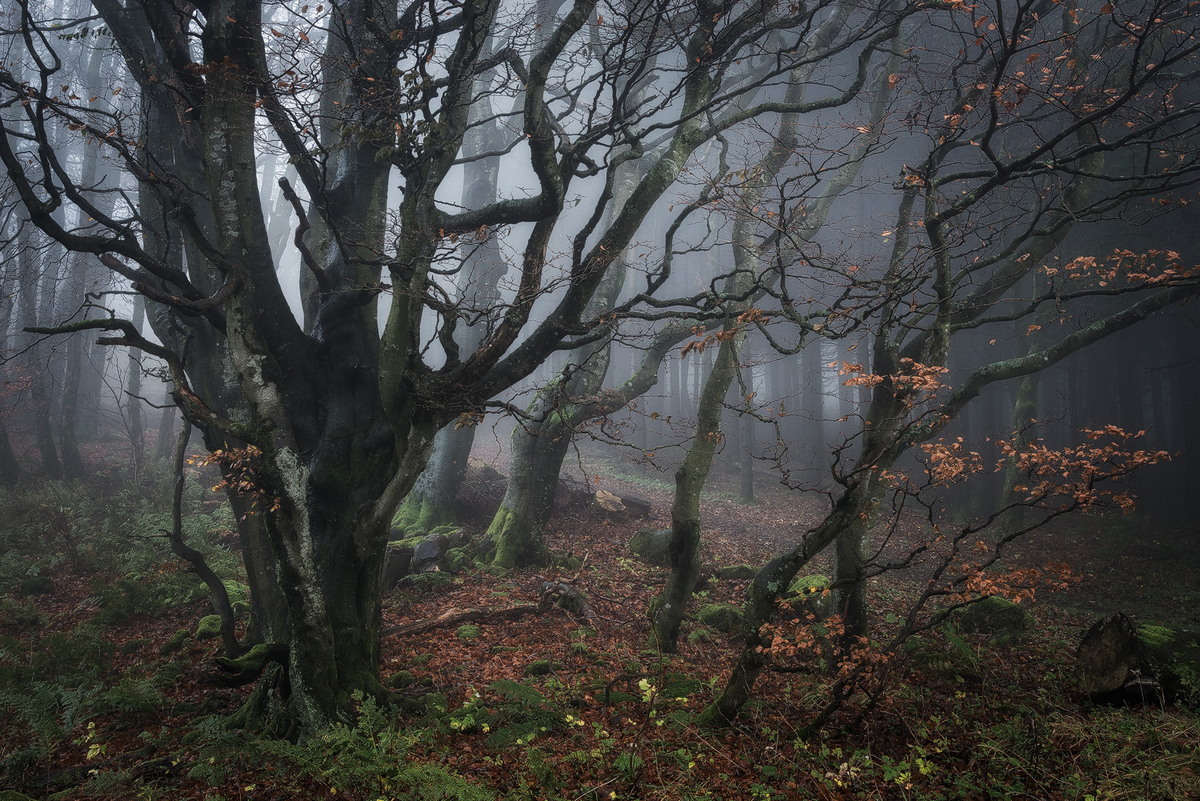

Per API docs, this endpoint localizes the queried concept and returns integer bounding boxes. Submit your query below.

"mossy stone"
[524,659,561,676]
[160,628,191,656]
[958,597,1028,642]
[629,528,672,567]
[787,574,831,597]
[121,638,150,654]
[408,571,455,591]
[387,670,417,689]
[0,790,37,801]
[18,576,53,595]
[223,580,251,618]
[697,603,744,634]
[555,554,584,571]
[1137,624,1176,648]
[195,614,223,640]
[443,547,472,574]
[714,564,756,582]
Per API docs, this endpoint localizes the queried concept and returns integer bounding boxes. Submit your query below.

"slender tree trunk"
[0,245,23,486]
[58,330,86,478]
[17,227,61,479]
[154,396,177,460]
[650,332,741,651]
[698,472,888,726]
[126,296,147,476]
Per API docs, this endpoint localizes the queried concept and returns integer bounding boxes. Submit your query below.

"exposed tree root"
[208,642,289,687]
[385,581,595,637]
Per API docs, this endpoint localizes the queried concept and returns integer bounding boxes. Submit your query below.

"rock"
[413,533,449,572]
[1077,613,1200,705]
[629,528,673,567]
[404,571,455,592]
[195,614,222,640]
[443,547,473,574]
[524,659,562,676]
[18,576,53,595]
[1078,613,1144,698]
[160,628,191,656]
[786,574,834,619]
[223,580,251,618]
[382,542,415,589]
[697,603,744,634]
[0,790,37,801]
[1139,623,1200,706]
[387,670,417,689]
[957,596,1028,643]
[715,564,757,582]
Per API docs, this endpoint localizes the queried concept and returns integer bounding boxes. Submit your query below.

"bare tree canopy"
[1,0,1196,737]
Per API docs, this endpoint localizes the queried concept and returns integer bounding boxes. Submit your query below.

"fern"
[489,679,547,706]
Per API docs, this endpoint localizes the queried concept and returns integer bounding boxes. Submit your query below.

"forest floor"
[0,457,1198,801]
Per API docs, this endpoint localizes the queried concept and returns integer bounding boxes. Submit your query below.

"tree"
[0,0,913,730]
[700,0,1200,726]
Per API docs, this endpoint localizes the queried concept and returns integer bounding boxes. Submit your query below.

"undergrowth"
[0,471,1197,800]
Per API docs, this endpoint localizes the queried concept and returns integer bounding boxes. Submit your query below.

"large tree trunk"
[483,411,570,569]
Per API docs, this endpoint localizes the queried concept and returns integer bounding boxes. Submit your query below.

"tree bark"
[649,332,741,651]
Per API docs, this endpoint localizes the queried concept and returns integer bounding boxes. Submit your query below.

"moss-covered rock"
[786,574,834,619]
[443,547,473,574]
[1077,613,1199,706]
[0,790,37,801]
[160,628,191,656]
[407,571,455,592]
[697,603,744,634]
[387,670,417,689]
[524,659,561,676]
[714,564,756,582]
[1138,623,1200,706]
[958,597,1028,643]
[223,580,251,618]
[629,528,673,567]
[195,614,222,640]
[18,575,53,596]
[555,554,584,572]
[121,638,150,654]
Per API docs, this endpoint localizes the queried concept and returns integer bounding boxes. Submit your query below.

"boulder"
[715,564,757,582]
[629,528,673,567]
[786,574,834,619]
[957,596,1028,643]
[1077,613,1200,705]
[412,533,448,572]
[195,614,222,640]
[18,576,53,595]
[697,603,745,634]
